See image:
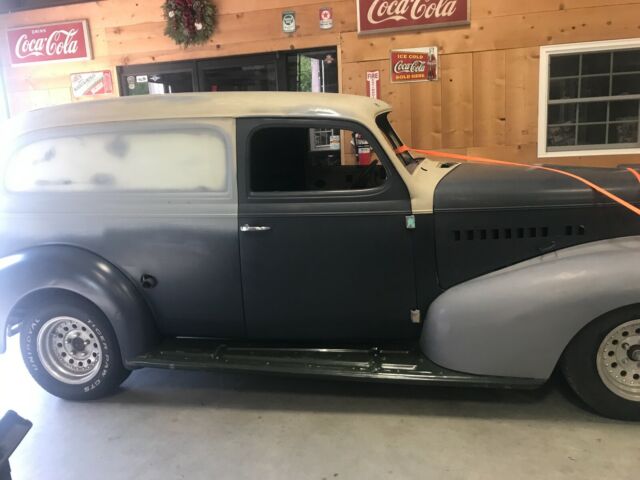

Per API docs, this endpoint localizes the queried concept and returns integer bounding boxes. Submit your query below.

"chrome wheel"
[36,316,102,385]
[596,319,640,402]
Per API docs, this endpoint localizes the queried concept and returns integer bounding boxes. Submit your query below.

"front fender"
[421,236,640,380]
[0,245,159,364]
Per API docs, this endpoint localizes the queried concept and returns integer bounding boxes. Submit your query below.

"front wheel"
[20,295,130,400]
[562,306,640,421]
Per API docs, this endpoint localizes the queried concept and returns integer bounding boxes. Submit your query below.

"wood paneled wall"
[2,0,640,166]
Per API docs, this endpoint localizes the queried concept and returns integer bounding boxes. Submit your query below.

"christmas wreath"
[163,0,217,47]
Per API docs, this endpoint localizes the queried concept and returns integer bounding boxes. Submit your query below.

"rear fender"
[0,245,159,365]
[421,236,640,380]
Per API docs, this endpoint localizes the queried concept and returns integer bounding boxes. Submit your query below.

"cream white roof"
[8,92,392,137]
[2,91,454,215]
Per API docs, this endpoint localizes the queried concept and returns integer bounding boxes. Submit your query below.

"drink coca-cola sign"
[357,0,469,35]
[391,47,438,83]
[7,20,92,66]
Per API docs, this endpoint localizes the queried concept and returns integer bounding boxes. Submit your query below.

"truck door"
[237,118,418,342]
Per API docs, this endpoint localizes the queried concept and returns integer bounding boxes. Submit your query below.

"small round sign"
[319,8,333,30]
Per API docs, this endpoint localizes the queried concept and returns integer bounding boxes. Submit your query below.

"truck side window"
[5,127,228,193]
[249,126,387,193]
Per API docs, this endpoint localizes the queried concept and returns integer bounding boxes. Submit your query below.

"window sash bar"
[605,52,614,144]
[550,70,640,81]
[575,54,583,146]
[548,141,640,152]
[548,93,640,104]
[548,120,639,127]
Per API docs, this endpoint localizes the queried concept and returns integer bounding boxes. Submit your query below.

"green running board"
[129,338,542,389]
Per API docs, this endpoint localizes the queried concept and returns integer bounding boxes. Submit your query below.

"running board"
[129,339,541,389]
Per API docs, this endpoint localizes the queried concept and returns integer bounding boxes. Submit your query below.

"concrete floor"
[1,336,638,480]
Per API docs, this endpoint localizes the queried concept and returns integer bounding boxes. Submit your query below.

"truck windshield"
[375,113,420,168]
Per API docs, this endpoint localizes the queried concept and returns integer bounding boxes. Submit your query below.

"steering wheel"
[352,159,379,189]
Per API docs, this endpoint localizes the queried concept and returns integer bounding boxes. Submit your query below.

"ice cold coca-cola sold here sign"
[391,47,438,83]
[7,20,92,66]
[357,0,469,34]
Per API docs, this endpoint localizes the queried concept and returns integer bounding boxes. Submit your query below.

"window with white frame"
[539,40,640,157]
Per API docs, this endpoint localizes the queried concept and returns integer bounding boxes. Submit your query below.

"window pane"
[549,78,578,99]
[610,100,639,121]
[613,50,640,73]
[550,55,579,77]
[577,124,607,145]
[6,129,227,192]
[612,73,640,95]
[200,63,277,92]
[609,122,639,144]
[548,103,577,125]
[250,126,386,192]
[546,47,640,152]
[578,102,607,123]
[547,126,576,147]
[580,76,610,97]
[581,52,610,75]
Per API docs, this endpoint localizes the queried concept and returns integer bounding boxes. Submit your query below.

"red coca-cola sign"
[6,20,92,66]
[357,0,469,35]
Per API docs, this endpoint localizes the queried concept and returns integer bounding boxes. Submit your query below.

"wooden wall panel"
[341,3,640,62]
[505,47,540,146]
[471,0,640,19]
[341,59,413,144]
[106,1,353,61]
[473,50,506,147]
[2,0,640,167]
[410,81,442,149]
[441,53,473,149]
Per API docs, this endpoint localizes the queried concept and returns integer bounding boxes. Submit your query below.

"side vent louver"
[565,225,586,236]
[453,226,552,242]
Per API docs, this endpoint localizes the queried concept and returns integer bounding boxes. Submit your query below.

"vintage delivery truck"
[0,93,639,420]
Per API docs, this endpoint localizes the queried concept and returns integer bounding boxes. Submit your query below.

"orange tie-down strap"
[394,145,640,217]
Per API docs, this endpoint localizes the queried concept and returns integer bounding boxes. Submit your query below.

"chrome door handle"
[240,224,271,232]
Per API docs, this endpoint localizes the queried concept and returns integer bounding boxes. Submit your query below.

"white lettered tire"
[20,294,130,400]
[562,306,640,421]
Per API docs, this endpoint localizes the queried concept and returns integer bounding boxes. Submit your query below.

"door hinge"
[410,309,421,324]
[405,215,416,230]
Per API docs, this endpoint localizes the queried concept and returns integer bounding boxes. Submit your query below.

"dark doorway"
[198,54,278,92]
[118,48,339,96]
[120,60,197,96]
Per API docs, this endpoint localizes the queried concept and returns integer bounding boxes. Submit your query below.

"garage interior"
[1,0,640,479]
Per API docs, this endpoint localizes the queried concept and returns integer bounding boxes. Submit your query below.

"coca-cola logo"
[358,0,469,34]
[7,20,91,66]
[393,60,426,74]
[369,0,458,24]
[15,29,80,59]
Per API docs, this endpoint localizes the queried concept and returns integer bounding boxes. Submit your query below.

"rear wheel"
[562,307,640,420]
[20,295,130,400]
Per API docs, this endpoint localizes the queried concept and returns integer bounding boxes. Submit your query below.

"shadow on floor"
[94,367,611,424]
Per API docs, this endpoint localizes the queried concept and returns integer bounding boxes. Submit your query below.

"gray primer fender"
[421,236,640,380]
[0,245,158,364]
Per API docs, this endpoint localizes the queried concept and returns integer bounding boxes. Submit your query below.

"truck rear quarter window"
[5,127,227,193]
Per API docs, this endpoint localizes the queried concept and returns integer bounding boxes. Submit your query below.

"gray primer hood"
[434,163,640,210]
